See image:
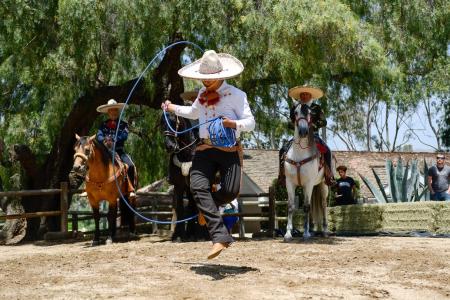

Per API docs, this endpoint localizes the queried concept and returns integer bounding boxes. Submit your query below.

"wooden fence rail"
[0,183,280,238]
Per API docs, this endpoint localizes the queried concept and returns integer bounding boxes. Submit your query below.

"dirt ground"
[0,235,449,300]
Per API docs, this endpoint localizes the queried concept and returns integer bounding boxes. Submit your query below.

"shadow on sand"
[176,262,259,280]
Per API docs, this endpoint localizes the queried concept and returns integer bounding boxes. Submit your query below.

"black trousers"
[190,148,241,244]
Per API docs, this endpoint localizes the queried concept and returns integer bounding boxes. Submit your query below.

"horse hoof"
[322,231,330,238]
[128,232,139,240]
[171,236,182,243]
[303,233,311,240]
[283,236,293,243]
[105,237,113,245]
[91,240,100,247]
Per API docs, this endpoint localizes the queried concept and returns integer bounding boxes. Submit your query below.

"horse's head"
[290,102,312,138]
[72,134,95,173]
[160,112,197,157]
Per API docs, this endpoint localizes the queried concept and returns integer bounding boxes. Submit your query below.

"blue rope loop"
[163,111,237,148]
[109,40,205,225]
[207,118,236,147]
[163,110,220,135]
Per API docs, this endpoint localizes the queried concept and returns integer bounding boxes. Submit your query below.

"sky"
[328,102,441,152]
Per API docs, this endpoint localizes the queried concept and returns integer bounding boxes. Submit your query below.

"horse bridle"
[164,115,197,153]
[293,103,312,125]
[73,140,93,164]
[292,104,313,149]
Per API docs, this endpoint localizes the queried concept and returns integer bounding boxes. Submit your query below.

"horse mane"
[92,138,114,167]
[308,128,315,149]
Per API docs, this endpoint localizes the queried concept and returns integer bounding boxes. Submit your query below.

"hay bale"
[331,204,384,234]
[435,202,450,234]
[381,202,438,233]
[292,202,450,235]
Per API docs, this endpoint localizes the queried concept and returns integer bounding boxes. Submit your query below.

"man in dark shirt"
[427,153,450,201]
[335,165,356,205]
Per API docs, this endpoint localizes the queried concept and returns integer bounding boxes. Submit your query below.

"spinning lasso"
[162,111,236,148]
[110,41,205,225]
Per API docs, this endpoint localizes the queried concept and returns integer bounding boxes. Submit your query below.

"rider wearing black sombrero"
[279,86,335,186]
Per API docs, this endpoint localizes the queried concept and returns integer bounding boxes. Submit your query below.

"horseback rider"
[96,99,136,198]
[279,86,335,186]
[162,50,255,259]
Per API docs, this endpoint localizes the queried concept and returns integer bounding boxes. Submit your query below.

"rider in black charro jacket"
[96,99,136,198]
[279,86,335,186]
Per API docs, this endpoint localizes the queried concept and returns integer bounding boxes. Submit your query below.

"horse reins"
[164,116,198,153]
[294,104,312,150]
[74,140,126,191]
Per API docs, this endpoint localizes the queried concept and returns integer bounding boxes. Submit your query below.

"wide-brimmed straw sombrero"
[178,50,244,80]
[288,86,324,100]
[180,90,199,104]
[96,99,127,113]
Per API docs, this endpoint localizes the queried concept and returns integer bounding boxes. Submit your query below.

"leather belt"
[197,139,242,152]
[200,138,240,146]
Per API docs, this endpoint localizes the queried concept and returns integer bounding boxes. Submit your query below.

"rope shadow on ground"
[276,235,345,245]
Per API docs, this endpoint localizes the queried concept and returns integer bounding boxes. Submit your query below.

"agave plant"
[359,157,429,203]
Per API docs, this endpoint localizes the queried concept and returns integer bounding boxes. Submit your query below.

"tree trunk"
[13,39,187,240]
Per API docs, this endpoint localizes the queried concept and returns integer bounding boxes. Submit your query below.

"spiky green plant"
[359,158,429,203]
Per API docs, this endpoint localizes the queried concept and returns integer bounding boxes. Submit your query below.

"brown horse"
[73,134,135,246]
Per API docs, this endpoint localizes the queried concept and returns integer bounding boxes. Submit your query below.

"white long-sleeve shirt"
[173,81,255,139]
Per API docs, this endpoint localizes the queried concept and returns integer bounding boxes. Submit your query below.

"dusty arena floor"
[1,235,449,299]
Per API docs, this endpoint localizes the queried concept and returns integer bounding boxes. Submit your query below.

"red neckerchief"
[198,90,220,106]
[106,120,117,129]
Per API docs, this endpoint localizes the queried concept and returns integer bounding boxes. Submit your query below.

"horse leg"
[185,191,198,241]
[128,198,136,236]
[106,203,117,245]
[284,181,296,242]
[303,185,313,239]
[119,196,136,237]
[320,182,329,237]
[92,206,101,246]
[172,186,186,242]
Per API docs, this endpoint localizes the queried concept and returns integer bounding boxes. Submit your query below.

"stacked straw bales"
[293,202,450,235]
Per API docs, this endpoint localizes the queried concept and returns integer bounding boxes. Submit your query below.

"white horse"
[283,102,329,241]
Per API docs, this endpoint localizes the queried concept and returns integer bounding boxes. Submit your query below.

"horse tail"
[311,183,327,230]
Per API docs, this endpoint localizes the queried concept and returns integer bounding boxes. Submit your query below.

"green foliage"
[359,158,430,203]
[0,0,448,188]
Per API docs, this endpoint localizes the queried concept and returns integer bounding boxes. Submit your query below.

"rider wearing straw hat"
[96,99,136,198]
[162,50,255,259]
[280,86,335,186]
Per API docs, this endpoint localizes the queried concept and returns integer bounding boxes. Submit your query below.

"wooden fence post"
[268,186,275,238]
[238,197,245,238]
[151,196,158,234]
[60,182,68,233]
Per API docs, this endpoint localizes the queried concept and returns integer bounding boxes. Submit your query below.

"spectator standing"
[335,165,356,205]
[428,153,450,201]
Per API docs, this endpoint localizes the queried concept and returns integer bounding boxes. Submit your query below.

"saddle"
[112,153,136,196]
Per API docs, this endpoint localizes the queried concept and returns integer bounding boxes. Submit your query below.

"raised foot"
[207,242,229,260]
